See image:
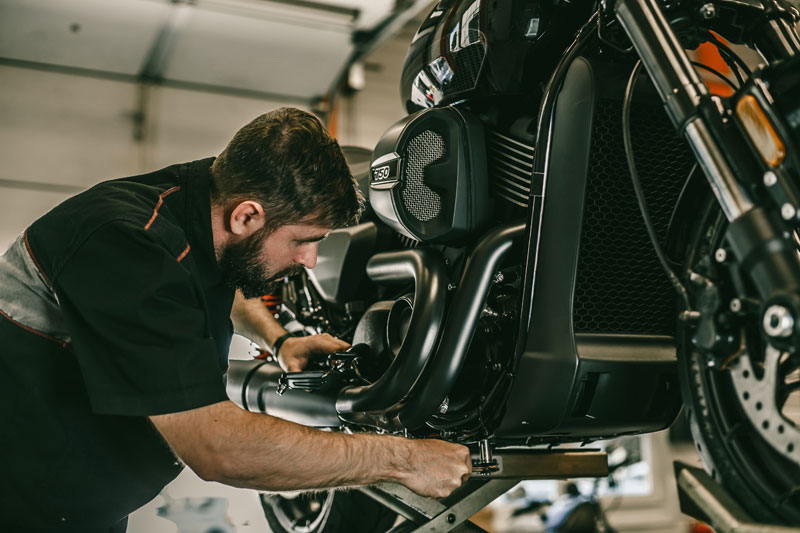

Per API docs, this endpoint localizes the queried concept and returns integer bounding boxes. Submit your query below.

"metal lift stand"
[675,462,800,533]
[359,449,610,533]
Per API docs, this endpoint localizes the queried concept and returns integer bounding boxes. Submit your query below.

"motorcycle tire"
[678,201,800,525]
[259,489,397,533]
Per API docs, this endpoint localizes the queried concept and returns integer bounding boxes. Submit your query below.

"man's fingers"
[307,335,350,355]
[277,334,350,372]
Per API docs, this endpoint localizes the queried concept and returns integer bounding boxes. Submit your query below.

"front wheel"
[678,201,800,525]
[259,489,397,533]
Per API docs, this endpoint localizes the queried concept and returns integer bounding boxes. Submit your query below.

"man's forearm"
[151,400,409,491]
[230,289,287,349]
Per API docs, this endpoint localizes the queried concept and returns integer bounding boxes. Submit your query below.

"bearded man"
[0,107,471,532]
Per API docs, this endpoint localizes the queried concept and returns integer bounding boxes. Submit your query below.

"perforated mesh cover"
[402,130,446,222]
[448,43,487,94]
[572,98,694,335]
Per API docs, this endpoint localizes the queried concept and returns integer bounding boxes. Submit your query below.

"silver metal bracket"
[675,462,800,533]
[359,449,609,533]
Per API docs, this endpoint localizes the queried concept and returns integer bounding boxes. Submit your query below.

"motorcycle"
[226,0,800,530]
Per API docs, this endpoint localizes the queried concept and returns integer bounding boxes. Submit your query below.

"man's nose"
[295,243,318,269]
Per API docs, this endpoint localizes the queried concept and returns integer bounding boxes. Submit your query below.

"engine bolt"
[439,396,449,414]
[447,283,457,291]
[700,3,716,19]
[781,203,796,220]
[730,298,742,313]
[493,271,504,284]
[715,248,727,263]
[763,305,795,338]
[764,171,778,187]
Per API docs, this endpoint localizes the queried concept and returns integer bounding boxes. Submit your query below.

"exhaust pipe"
[336,248,447,421]
[226,359,341,427]
[226,225,521,431]
[397,222,525,429]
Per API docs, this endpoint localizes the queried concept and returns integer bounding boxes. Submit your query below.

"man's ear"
[229,200,265,237]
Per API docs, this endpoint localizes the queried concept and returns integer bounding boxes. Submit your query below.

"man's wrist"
[380,435,412,485]
[270,331,294,358]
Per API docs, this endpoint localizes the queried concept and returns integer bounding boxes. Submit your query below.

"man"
[0,108,471,532]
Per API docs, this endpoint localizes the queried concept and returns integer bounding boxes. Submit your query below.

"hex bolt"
[493,271,504,284]
[479,439,492,464]
[781,203,796,221]
[764,171,778,187]
[439,396,450,414]
[763,305,795,338]
[700,3,716,19]
[715,248,727,263]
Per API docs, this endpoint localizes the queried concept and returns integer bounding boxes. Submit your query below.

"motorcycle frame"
[494,0,800,440]
[229,0,800,444]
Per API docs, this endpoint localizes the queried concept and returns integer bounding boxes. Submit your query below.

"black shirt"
[0,159,233,530]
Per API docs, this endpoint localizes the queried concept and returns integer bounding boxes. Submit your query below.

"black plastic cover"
[400,0,593,112]
[369,106,490,243]
[497,56,684,439]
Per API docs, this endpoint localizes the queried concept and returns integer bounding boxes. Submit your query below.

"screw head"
[730,298,742,313]
[781,203,796,220]
[715,248,727,263]
[764,171,778,187]
[700,3,716,19]
[763,305,795,337]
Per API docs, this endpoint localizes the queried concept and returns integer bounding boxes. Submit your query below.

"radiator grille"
[572,98,694,335]
[487,129,534,208]
[402,130,445,222]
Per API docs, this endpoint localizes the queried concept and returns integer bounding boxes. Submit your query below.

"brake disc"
[729,344,800,465]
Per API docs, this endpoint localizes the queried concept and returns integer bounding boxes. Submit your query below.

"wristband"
[271,332,294,358]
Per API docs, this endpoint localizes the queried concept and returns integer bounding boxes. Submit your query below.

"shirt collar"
[179,158,223,287]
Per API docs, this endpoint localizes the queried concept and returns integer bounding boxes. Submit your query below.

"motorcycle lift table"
[359,447,609,533]
[675,462,800,533]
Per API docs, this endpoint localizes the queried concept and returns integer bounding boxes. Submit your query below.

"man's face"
[219,223,330,298]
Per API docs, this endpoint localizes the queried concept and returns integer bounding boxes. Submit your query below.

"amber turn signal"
[736,94,786,167]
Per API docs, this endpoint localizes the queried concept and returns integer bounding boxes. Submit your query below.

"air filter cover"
[369,106,490,243]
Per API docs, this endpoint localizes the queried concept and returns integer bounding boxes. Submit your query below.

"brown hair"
[210,107,363,232]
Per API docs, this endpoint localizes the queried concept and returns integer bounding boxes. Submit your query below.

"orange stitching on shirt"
[144,186,181,231]
[176,243,191,262]
[23,229,53,292]
[0,307,67,349]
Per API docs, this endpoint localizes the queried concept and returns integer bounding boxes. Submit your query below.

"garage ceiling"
[0,0,431,103]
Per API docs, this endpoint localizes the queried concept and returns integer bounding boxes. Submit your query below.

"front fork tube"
[615,0,800,347]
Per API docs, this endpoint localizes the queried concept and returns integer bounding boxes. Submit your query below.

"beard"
[218,230,302,298]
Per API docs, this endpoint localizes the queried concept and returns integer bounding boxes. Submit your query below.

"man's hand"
[278,333,350,372]
[395,439,473,499]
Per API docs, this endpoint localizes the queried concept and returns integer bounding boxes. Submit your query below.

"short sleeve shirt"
[0,158,234,530]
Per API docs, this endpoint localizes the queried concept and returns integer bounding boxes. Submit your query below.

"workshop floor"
[127,468,269,533]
